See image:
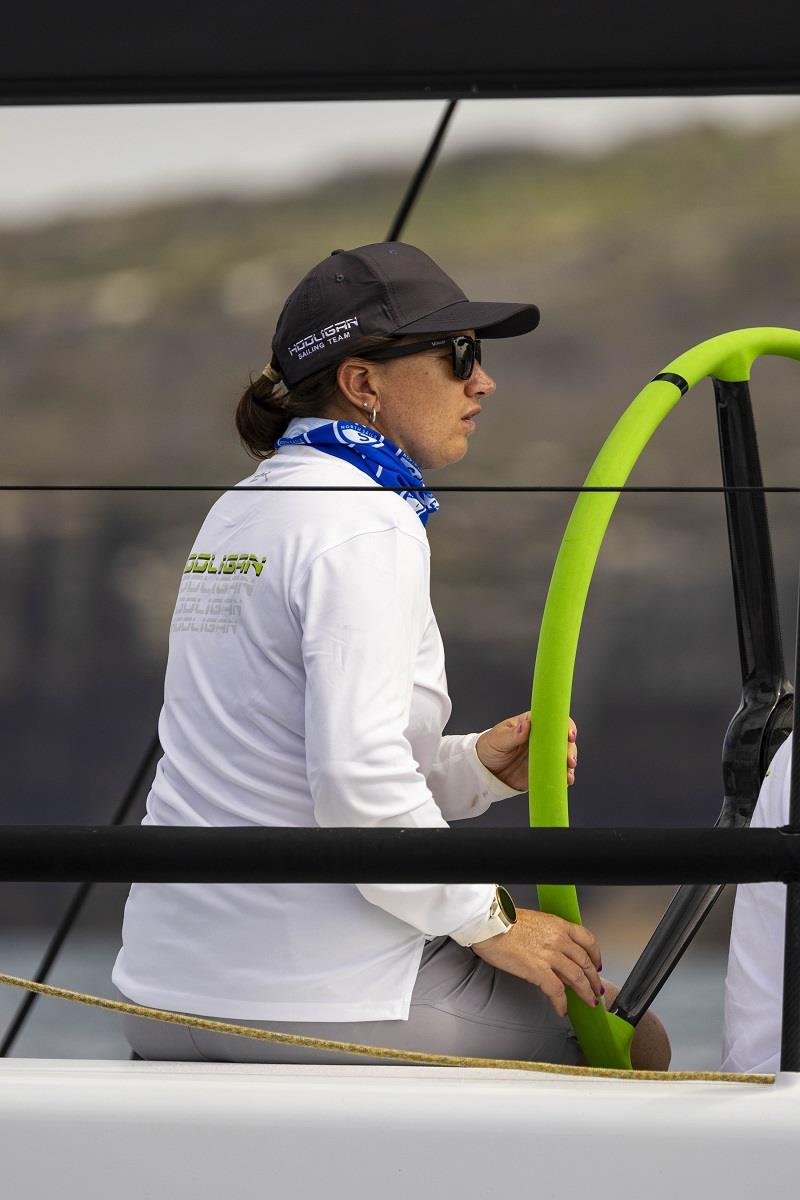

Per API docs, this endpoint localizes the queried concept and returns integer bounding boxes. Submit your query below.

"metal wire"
[385,100,458,242]
[3,484,800,493]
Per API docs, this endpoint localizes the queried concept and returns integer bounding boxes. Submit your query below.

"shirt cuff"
[447,883,498,946]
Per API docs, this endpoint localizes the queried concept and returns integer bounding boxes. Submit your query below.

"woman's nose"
[468,363,496,398]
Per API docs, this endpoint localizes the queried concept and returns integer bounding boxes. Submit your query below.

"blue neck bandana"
[276,421,440,526]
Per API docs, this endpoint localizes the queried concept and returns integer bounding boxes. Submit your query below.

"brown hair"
[235,334,422,459]
[235,360,338,461]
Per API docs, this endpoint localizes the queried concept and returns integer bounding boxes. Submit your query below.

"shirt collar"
[282,416,335,439]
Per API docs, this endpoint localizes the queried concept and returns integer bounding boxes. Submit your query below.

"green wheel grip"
[528,328,800,1069]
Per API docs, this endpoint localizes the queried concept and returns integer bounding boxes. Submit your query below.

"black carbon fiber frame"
[611,379,793,1027]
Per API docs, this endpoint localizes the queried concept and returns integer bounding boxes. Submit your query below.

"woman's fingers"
[558,938,604,998]
[527,953,596,1017]
[548,951,601,1010]
[471,909,603,1019]
[566,719,578,784]
[528,967,568,1019]
[526,917,603,1013]
[479,709,583,792]
[564,920,602,969]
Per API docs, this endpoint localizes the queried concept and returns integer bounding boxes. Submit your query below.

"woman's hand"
[470,908,602,1017]
[475,712,577,792]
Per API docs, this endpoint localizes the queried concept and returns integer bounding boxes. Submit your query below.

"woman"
[114,241,669,1069]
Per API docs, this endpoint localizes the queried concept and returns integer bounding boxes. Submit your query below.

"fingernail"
[598,962,603,972]
[516,722,524,735]
[600,985,606,995]
[593,997,599,1007]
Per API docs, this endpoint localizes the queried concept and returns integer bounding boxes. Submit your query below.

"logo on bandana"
[340,428,381,446]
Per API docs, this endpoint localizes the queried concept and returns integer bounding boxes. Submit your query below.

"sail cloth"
[3,1,800,104]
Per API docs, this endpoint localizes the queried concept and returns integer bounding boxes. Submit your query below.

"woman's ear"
[336,358,380,415]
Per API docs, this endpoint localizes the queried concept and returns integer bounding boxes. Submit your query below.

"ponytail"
[235,356,340,460]
[235,334,418,459]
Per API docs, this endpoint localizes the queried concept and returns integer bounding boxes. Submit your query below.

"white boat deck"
[1,1060,797,1200]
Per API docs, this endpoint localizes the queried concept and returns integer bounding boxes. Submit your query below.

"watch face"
[497,886,517,923]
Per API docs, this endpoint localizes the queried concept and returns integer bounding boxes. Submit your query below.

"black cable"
[3,484,800,494]
[0,730,161,1058]
[385,100,458,243]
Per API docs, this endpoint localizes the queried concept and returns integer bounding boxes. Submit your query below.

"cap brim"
[395,299,540,339]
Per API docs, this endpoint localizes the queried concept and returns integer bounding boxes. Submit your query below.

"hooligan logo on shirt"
[184,553,267,576]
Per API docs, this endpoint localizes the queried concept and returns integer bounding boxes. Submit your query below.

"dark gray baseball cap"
[271,241,540,387]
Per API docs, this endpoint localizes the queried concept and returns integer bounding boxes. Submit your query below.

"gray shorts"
[122,936,582,1067]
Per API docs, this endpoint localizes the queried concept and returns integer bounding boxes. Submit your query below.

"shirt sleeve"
[426,732,521,821]
[721,736,790,1074]
[297,528,495,939]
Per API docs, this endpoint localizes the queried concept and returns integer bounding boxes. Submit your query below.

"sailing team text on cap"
[271,242,540,388]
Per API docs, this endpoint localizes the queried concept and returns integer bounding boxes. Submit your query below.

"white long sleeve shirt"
[722,736,790,1073]
[112,417,517,1021]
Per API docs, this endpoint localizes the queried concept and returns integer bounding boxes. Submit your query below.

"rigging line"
[3,484,800,494]
[385,100,458,243]
[0,972,775,1085]
[0,729,161,1059]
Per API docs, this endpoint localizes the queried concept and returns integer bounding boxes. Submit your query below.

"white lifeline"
[722,735,790,1073]
[113,417,516,1022]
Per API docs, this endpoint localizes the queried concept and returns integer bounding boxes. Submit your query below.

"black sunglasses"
[359,335,482,380]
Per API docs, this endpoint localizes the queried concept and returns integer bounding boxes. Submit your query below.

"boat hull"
[1,1060,797,1199]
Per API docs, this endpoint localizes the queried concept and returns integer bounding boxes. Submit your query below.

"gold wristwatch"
[452,885,517,947]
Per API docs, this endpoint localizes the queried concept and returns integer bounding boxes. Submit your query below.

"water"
[0,929,730,1070]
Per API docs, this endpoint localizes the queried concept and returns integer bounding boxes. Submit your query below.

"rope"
[0,971,773,1086]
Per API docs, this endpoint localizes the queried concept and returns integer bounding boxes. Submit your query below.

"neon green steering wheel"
[528,327,800,1069]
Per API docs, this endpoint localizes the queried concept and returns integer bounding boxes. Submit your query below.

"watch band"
[451,885,517,947]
